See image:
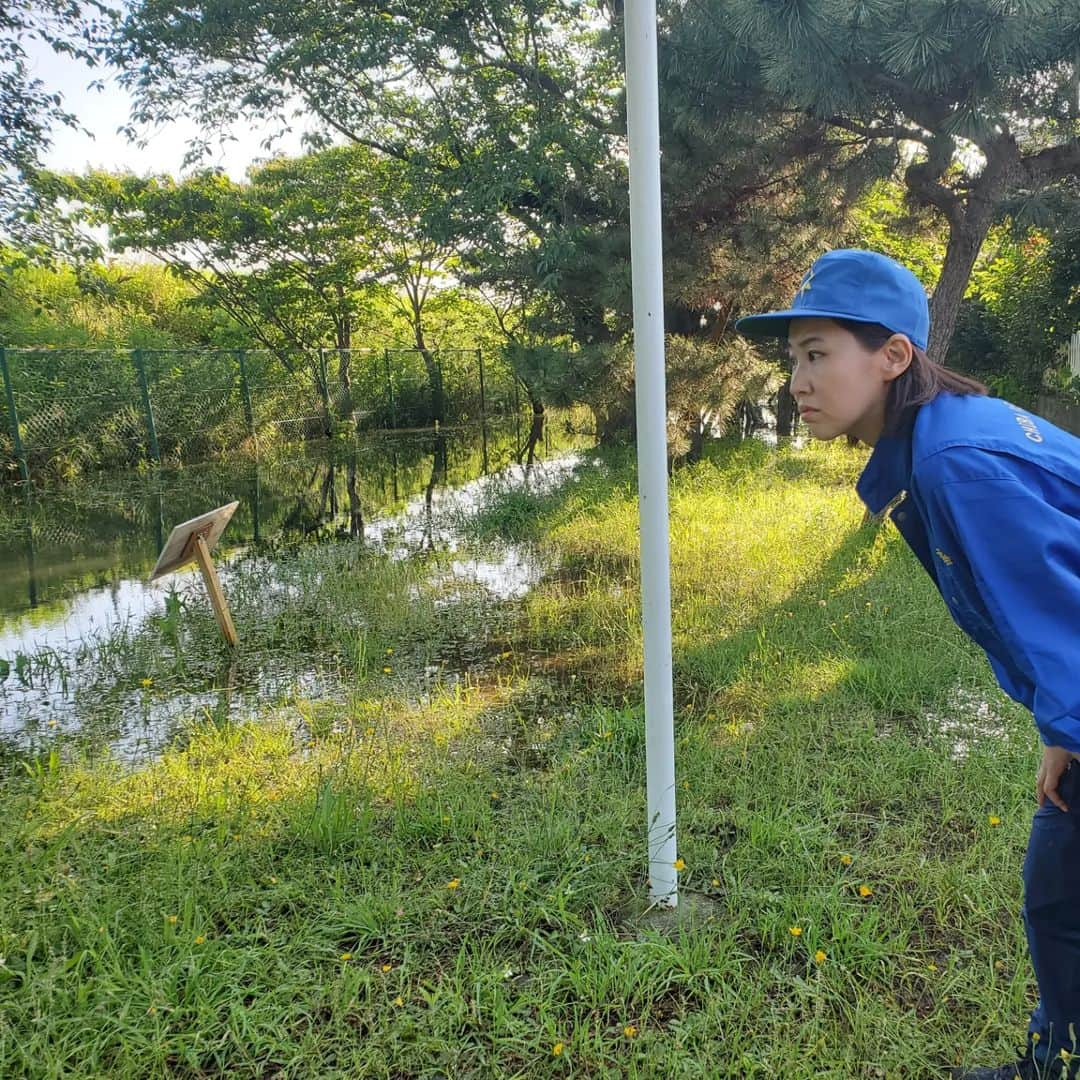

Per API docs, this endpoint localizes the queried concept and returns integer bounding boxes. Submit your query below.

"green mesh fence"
[0,345,522,486]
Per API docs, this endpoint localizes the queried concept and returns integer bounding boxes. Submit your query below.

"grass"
[0,436,1048,1078]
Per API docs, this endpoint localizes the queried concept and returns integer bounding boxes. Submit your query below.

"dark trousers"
[1024,762,1080,1068]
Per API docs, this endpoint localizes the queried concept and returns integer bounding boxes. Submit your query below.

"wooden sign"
[150,501,240,647]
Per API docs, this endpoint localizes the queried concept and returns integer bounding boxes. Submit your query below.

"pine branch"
[825,115,928,145]
[1024,138,1080,186]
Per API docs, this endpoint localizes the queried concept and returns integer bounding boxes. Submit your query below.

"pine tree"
[678,0,1080,359]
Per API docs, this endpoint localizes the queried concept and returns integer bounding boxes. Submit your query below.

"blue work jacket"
[857,392,1080,754]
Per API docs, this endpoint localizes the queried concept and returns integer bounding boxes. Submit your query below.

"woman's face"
[787,317,911,445]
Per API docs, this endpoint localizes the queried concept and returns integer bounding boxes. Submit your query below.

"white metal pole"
[624,0,677,908]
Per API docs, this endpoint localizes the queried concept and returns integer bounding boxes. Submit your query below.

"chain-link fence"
[0,345,524,486]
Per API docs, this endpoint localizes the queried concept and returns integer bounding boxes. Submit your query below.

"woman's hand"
[1037,745,1074,812]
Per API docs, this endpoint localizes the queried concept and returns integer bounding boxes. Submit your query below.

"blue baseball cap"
[734,249,930,351]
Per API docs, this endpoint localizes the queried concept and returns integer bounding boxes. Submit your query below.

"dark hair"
[834,319,988,437]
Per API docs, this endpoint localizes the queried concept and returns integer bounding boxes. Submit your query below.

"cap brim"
[734,307,873,341]
[735,308,927,350]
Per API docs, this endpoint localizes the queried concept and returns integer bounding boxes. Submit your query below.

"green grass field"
[0,438,1044,1078]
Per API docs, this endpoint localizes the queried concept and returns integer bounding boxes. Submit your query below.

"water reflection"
[0,418,591,756]
[0,419,559,620]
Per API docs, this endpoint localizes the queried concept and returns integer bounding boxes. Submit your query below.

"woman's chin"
[805,421,844,442]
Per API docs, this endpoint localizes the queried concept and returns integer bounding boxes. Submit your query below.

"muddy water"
[0,420,593,758]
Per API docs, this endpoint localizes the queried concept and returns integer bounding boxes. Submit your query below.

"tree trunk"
[416,341,444,424]
[928,210,994,363]
[687,411,705,462]
[524,409,545,469]
[346,452,364,540]
[410,298,444,425]
[336,309,355,424]
[775,381,796,438]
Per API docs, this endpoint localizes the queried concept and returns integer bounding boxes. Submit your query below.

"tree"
[108,0,894,443]
[952,182,1080,399]
[1,1,113,258]
[47,145,468,422]
[689,0,1080,360]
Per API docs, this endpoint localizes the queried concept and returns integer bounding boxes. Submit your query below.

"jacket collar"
[856,422,914,515]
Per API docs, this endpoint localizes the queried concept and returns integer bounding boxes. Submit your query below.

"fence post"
[384,348,398,429]
[132,348,161,464]
[236,348,256,441]
[435,351,445,424]
[1,347,30,485]
[477,347,487,422]
[317,346,333,434]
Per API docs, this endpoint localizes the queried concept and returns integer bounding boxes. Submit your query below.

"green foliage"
[847,181,947,290]
[0,257,218,348]
[684,0,1080,357]
[0,1,115,258]
[104,0,890,437]
[949,209,1080,400]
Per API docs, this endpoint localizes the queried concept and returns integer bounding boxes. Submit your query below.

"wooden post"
[151,500,239,648]
[0,346,30,485]
[191,532,238,647]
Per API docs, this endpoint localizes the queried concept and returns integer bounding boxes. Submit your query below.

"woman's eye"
[807,351,824,362]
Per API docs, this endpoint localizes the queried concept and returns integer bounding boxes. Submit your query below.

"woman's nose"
[790,359,810,398]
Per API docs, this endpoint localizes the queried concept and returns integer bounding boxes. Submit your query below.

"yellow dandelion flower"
[623,1025,638,1038]
[789,926,803,937]
[141,677,153,688]
[858,885,873,898]
[552,1043,564,1056]
[195,935,206,945]
[383,666,393,674]
[394,996,404,1007]
[988,815,1002,826]
[386,648,394,655]
[340,952,352,962]
[673,858,686,872]
[840,854,853,866]
[1061,1050,1072,1063]
[927,963,938,972]
[381,963,392,972]
[447,878,461,890]
[711,878,720,887]
[166,914,178,925]
[269,876,278,884]
[814,950,827,964]
[1032,1034,1041,1044]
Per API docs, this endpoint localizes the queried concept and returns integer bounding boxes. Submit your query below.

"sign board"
[150,501,239,581]
[149,500,240,647]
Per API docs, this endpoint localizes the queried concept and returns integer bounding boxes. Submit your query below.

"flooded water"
[0,419,593,759]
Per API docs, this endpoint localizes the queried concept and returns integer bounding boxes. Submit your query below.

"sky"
[25,36,312,181]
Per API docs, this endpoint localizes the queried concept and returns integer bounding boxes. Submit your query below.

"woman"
[736,249,1080,1080]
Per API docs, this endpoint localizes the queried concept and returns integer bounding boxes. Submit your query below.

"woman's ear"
[881,334,913,382]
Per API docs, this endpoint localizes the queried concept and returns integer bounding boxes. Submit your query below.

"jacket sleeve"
[922,456,1080,753]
